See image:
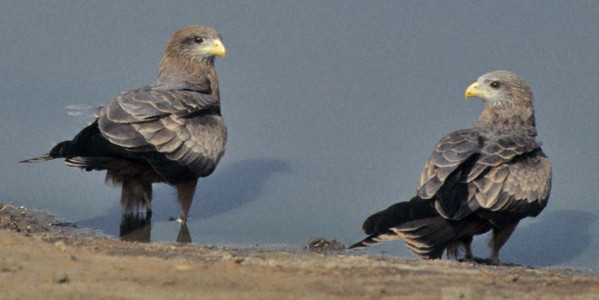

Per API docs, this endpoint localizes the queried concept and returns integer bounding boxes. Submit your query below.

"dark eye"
[194,36,203,43]
[490,81,501,89]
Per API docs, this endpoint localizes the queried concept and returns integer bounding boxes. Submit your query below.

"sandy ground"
[1,204,599,299]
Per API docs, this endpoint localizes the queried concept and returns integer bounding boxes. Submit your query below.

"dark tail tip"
[348,233,386,250]
[19,154,53,163]
[348,241,367,249]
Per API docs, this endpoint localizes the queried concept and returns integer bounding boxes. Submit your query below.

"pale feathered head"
[464,70,532,108]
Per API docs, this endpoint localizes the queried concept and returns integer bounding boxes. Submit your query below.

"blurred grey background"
[1,1,597,268]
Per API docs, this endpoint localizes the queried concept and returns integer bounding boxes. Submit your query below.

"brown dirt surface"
[1,203,598,299]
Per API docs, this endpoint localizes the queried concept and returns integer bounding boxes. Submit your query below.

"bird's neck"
[475,104,537,136]
[153,56,219,99]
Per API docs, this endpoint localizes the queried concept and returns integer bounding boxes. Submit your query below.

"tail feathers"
[361,210,387,235]
[20,121,123,167]
[395,217,456,259]
[362,197,439,235]
[65,156,114,170]
[21,152,115,171]
[19,154,54,163]
[20,135,117,171]
[404,240,445,259]
[20,140,74,163]
[396,217,453,239]
[351,217,454,259]
[352,197,455,259]
[349,231,400,249]
[20,140,76,164]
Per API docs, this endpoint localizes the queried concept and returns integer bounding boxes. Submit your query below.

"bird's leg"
[120,179,153,215]
[142,182,153,214]
[453,236,475,262]
[175,178,198,223]
[463,236,474,261]
[489,221,519,265]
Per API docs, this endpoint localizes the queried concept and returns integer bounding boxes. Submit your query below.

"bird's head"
[165,25,226,63]
[464,70,532,108]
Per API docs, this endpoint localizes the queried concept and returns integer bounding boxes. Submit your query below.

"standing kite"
[21,25,227,223]
[350,70,552,264]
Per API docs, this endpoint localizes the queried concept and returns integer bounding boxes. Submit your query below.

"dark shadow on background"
[78,158,291,240]
[490,210,597,267]
[79,209,122,236]
[185,158,291,220]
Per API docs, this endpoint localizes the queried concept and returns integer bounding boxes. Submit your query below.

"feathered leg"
[175,178,198,222]
[447,235,474,261]
[464,237,474,260]
[489,221,519,265]
[120,180,153,213]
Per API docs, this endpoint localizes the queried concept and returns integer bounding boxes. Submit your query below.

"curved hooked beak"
[201,39,226,59]
[464,81,488,100]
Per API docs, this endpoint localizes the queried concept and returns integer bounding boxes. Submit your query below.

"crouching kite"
[350,70,552,264]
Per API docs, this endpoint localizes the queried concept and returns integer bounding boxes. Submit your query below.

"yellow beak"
[464,81,488,100]
[201,39,226,59]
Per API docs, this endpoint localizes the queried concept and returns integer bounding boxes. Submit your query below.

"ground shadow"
[186,158,291,220]
[472,209,597,267]
[78,158,291,240]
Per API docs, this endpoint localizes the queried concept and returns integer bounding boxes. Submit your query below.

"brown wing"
[96,86,220,147]
[469,143,551,216]
[96,86,226,182]
[417,131,550,220]
[416,129,482,200]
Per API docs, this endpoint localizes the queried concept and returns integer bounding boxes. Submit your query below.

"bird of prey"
[350,70,552,264]
[21,25,227,223]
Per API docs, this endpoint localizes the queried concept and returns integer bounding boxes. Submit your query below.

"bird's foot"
[168,216,187,223]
